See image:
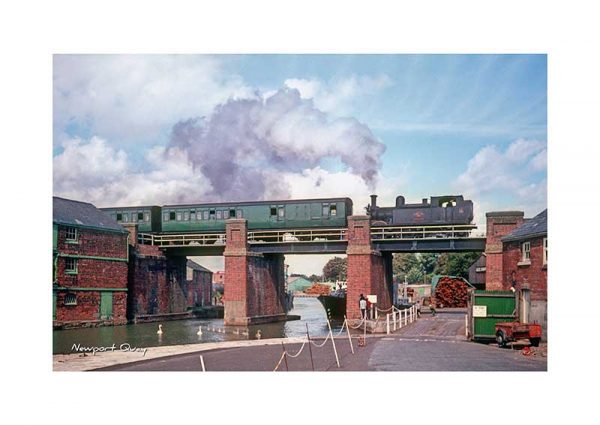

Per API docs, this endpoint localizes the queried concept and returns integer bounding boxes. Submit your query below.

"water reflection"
[53,297,344,354]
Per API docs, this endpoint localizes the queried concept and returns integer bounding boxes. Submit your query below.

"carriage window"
[122,213,129,222]
[184,211,189,221]
[216,210,223,220]
[176,212,182,221]
[190,211,196,221]
[223,210,230,219]
[209,210,216,220]
[230,209,236,218]
[270,207,277,217]
[330,205,337,216]
[204,211,209,220]
[116,213,123,221]
[138,212,144,221]
[131,213,137,222]
[163,212,169,222]
[278,207,285,218]
[236,209,243,218]
[144,212,150,222]
[322,205,329,216]
[169,211,176,221]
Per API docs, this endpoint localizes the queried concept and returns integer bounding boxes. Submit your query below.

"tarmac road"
[95,310,547,372]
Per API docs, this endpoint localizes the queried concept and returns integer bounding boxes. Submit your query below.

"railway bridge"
[127,212,519,325]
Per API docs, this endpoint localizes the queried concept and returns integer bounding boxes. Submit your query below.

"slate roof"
[187,259,213,274]
[53,196,126,232]
[501,209,547,242]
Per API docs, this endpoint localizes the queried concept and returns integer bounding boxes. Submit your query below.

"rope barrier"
[334,319,347,337]
[376,305,394,313]
[348,317,366,329]
[310,333,331,348]
[285,340,308,358]
[273,351,287,371]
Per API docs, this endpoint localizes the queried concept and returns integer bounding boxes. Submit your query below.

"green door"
[100,292,113,320]
[470,290,516,339]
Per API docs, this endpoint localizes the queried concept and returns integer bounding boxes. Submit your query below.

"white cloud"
[53,55,253,144]
[284,74,392,115]
[454,138,547,231]
[53,136,213,207]
[454,138,546,196]
[529,149,547,171]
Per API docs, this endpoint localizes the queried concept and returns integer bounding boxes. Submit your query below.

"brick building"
[53,197,129,327]
[501,209,547,336]
[186,260,213,307]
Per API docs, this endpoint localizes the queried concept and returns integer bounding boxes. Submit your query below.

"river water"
[53,296,345,354]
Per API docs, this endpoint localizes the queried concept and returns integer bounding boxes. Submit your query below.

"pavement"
[54,310,547,372]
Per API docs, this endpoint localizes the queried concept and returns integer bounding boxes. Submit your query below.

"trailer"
[495,321,542,348]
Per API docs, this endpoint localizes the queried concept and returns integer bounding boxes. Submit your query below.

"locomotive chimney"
[370,194,377,208]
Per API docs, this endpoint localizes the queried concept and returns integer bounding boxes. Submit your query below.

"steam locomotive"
[366,194,473,226]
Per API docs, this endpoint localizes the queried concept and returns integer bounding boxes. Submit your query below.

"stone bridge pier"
[346,216,393,319]
[223,219,287,325]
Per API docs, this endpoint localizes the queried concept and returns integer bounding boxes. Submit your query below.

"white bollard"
[393,310,397,331]
[386,314,390,334]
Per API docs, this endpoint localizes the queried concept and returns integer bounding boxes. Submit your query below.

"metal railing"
[371,224,477,240]
[138,224,480,247]
[248,228,347,244]
[138,232,226,247]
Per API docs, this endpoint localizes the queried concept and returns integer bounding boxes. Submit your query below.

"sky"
[53,54,547,275]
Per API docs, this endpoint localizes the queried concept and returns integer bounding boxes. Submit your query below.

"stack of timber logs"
[433,276,472,308]
[304,283,333,296]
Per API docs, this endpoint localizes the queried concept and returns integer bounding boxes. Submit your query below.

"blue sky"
[53,54,546,273]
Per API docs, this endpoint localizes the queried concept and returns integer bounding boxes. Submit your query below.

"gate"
[468,290,516,340]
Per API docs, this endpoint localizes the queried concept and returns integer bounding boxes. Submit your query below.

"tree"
[406,267,424,284]
[308,274,322,282]
[322,257,347,281]
[445,252,481,279]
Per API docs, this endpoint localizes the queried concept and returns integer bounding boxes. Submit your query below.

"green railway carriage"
[100,206,162,232]
[160,198,353,233]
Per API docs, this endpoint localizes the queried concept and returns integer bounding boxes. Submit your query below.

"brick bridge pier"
[223,219,287,325]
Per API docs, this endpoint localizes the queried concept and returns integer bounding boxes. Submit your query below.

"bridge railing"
[248,228,347,244]
[138,232,226,247]
[137,224,481,247]
[371,224,477,240]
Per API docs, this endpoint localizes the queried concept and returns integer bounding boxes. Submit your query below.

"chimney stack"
[370,194,377,208]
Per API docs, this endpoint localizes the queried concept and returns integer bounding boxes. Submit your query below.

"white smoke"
[166,87,386,202]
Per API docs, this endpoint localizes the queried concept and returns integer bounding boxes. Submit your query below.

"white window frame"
[543,238,548,265]
[65,227,78,242]
[522,241,531,261]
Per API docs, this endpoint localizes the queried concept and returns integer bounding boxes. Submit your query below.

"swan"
[241,329,249,336]
[197,326,203,336]
[255,330,262,340]
[157,324,163,335]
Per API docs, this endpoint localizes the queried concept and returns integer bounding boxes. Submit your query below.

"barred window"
[64,293,77,306]
[65,227,78,242]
